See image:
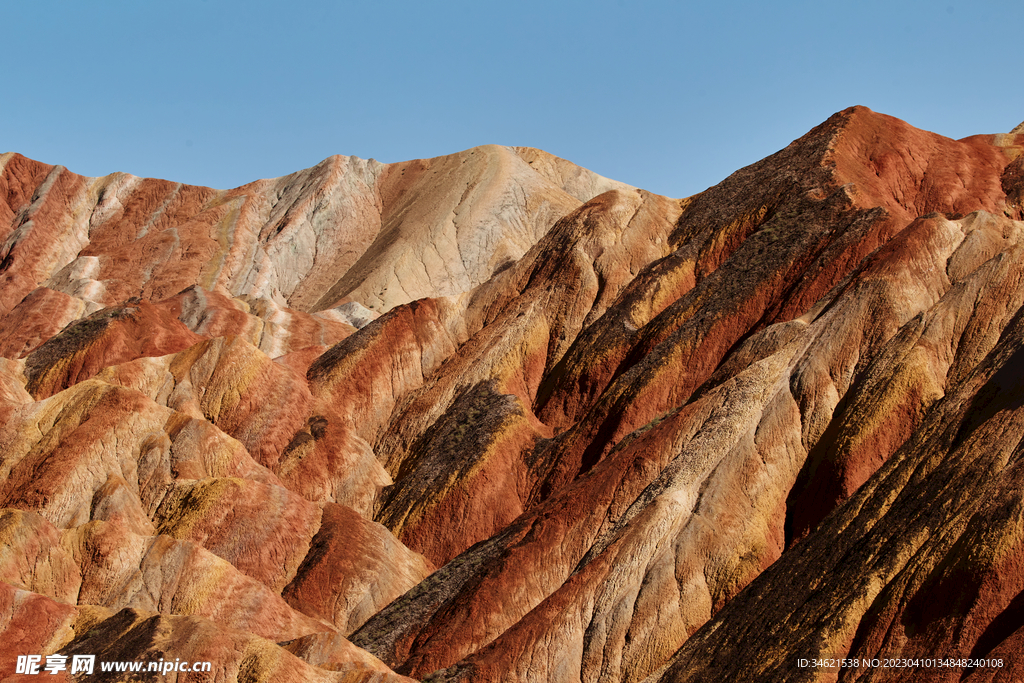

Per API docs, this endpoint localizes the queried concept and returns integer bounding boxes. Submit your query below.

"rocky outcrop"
[63,519,328,641]
[0,145,627,322]
[282,503,435,635]
[54,607,418,683]
[0,583,80,677]
[349,109,1024,682]
[3,109,1024,682]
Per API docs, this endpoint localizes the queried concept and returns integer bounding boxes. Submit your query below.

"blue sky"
[3,0,1022,198]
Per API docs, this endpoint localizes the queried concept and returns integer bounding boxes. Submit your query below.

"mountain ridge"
[2,106,1024,682]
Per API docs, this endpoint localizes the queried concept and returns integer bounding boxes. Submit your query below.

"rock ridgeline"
[2,107,1024,682]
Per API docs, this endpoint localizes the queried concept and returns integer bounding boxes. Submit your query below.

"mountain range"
[2,106,1023,682]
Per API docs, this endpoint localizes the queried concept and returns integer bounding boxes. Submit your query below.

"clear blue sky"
[3,0,1022,198]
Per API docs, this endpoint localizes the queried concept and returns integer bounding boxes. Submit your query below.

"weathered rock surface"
[63,519,328,641]
[0,582,79,678]
[3,109,1024,682]
[53,607,418,683]
[282,503,435,635]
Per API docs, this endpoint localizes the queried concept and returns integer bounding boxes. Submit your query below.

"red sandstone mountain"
[2,107,1024,682]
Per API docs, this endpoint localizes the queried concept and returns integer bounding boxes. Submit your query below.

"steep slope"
[0,142,632,682]
[3,108,1024,683]
[348,108,1024,681]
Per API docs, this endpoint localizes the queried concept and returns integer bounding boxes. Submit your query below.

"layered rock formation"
[2,108,1023,682]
